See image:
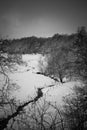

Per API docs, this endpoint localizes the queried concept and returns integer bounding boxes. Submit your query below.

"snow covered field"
[8,54,81,105]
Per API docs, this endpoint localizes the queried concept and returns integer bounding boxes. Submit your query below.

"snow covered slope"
[8,54,81,105]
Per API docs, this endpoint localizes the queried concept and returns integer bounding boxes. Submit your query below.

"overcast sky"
[0,0,87,39]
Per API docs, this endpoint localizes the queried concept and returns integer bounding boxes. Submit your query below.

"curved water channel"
[6,54,81,105]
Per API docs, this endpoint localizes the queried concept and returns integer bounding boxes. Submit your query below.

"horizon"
[0,31,78,40]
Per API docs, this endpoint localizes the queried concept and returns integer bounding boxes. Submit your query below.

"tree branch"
[0,88,43,130]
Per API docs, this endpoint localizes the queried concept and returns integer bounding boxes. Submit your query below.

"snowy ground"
[8,54,81,105]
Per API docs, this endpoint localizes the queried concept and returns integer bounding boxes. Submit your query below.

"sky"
[0,0,87,39]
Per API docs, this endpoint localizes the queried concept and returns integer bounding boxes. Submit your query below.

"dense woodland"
[0,33,74,54]
[0,26,87,130]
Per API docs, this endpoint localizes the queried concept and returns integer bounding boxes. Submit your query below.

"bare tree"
[73,26,87,81]
[38,47,71,84]
[62,85,87,130]
[17,98,65,130]
[0,49,44,130]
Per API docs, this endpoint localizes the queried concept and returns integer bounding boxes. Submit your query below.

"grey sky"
[0,0,87,39]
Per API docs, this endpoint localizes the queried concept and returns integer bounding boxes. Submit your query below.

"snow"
[7,54,81,105]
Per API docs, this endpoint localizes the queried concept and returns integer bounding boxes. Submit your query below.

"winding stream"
[3,53,82,105]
